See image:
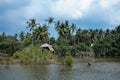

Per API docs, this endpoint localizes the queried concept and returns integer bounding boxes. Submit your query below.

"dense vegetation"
[0,18,120,59]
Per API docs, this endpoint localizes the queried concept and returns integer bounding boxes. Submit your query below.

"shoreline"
[0,56,120,65]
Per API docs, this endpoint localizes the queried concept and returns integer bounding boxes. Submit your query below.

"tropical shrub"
[13,45,54,63]
[65,55,73,66]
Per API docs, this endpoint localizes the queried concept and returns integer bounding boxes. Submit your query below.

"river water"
[0,59,120,80]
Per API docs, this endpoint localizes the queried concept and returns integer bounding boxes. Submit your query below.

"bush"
[13,51,29,63]
[40,50,53,61]
[5,57,11,63]
[19,54,29,62]
[13,45,54,64]
[13,51,20,59]
[65,55,73,66]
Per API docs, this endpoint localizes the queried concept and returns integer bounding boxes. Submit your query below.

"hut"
[41,43,54,52]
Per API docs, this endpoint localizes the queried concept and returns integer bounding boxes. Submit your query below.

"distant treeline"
[0,17,120,57]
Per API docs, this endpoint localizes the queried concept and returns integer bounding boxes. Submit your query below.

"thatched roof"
[41,43,54,52]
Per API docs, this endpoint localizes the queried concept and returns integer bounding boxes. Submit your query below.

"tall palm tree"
[26,19,37,31]
[19,31,24,41]
[33,24,49,44]
[1,32,6,41]
[116,25,120,34]
[26,19,38,45]
[71,23,76,34]
[55,21,63,38]
[45,17,54,25]
[45,17,54,44]
[75,28,81,44]
[14,33,18,41]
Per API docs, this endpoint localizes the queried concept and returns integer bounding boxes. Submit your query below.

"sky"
[0,0,120,37]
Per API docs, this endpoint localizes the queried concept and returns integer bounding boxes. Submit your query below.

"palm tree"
[26,19,38,45]
[71,23,76,34]
[116,25,120,34]
[23,32,32,46]
[14,33,18,41]
[55,21,62,38]
[19,31,24,41]
[75,28,81,44]
[27,19,37,31]
[1,32,6,41]
[45,17,54,25]
[45,17,54,44]
[33,24,49,44]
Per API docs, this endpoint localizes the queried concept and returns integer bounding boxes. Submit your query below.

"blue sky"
[0,0,120,37]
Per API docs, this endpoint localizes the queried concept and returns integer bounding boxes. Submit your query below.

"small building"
[41,43,54,52]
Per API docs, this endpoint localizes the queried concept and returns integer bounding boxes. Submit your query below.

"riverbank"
[0,56,57,65]
[0,56,120,65]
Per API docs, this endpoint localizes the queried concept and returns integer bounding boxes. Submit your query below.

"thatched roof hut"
[41,43,54,52]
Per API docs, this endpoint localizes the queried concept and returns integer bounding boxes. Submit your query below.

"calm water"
[0,59,120,80]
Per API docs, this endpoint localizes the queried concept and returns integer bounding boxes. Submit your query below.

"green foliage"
[0,35,19,55]
[13,51,20,59]
[13,51,29,62]
[93,34,120,57]
[65,55,73,66]
[4,57,11,63]
[75,43,91,52]
[0,19,120,58]
[13,45,42,61]
[13,45,54,63]
[40,50,53,61]
[54,38,70,56]
[19,54,29,62]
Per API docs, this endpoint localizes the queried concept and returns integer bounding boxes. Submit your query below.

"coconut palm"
[75,28,82,44]
[19,31,24,41]
[26,19,38,45]
[33,24,49,44]
[45,17,54,26]
[71,23,76,34]
[26,19,37,31]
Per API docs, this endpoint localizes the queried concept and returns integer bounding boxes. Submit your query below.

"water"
[0,59,120,80]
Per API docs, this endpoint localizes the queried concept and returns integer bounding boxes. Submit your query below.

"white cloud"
[0,0,120,32]
[83,0,120,27]
[109,10,120,25]
[20,0,54,19]
[98,0,120,25]
[51,0,93,19]
[99,0,120,9]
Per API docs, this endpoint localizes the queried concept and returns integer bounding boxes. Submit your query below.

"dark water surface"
[0,59,120,80]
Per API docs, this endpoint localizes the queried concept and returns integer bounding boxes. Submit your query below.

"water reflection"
[0,60,120,80]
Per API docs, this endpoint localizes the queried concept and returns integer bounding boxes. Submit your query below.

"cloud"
[97,0,120,26]
[79,0,120,28]
[0,0,120,35]
[99,0,120,9]
[51,0,93,19]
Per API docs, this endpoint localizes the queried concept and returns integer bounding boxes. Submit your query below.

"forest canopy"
[0,18,120,57]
